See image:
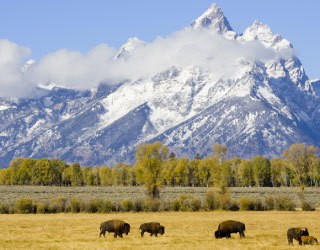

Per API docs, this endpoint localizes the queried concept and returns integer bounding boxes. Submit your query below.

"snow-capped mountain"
[115,37,145,59]
[190,3,236,40]
[0,3,319,167]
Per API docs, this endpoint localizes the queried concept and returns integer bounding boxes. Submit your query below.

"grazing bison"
[214,220,245,239]
[99,219,130,238]
[139,222,165,237]
[301,235,318,245]
[287,227,309,245]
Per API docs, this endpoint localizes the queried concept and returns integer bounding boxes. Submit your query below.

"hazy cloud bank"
[0,28,293,97]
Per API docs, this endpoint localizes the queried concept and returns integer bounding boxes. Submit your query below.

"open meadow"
[1,211,320,250]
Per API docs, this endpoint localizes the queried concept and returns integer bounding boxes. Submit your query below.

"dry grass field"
[1,211,319,250]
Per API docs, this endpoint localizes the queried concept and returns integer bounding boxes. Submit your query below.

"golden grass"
[0,211,319,250]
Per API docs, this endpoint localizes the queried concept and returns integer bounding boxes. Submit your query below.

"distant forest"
[0,142,319,188]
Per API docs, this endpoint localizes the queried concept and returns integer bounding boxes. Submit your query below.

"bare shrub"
[239,197,263,211]
[69,197,80,213]
[111,201,120,212]
[264,196,274,210]
[133,199,144,212]
[160,200,172,211]
[144,199,161,212]
[190,198,202,211]
[99,200,113,213]
[301,200,315,211]
[219,193,232,210]
[87,199,103,213]
[172,199,181,211]
[48,197,67,213]
[229,200,240,211]
[14,198,35,214]
[239,197,254,210]
[274,196,295,211]
[36,202,49,214]
[171,195,201,211]
[205,190,220,210]
[205,190,232,210]
[0,202,11,214]
[79,200,89,212]
[120,199,134,212]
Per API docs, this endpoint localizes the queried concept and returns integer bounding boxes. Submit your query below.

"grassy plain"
[1,211,319,250]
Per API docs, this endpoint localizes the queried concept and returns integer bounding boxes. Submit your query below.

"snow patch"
[0,105,10,111]
[266,61,286,79]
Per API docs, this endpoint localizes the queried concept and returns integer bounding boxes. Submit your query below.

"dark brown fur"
[287,227,309,245]
[301,235,318,245]
[214,220,245,239]
[99,219,130,238]
[139,222,165,237]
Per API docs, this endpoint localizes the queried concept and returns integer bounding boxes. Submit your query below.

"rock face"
[0,3,319,167]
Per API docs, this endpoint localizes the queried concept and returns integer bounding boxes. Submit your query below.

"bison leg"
[141,231,145,237]
[99,230,105,237]
[155,233,158,237]
[240,231,245,238]
[288,237,293,246]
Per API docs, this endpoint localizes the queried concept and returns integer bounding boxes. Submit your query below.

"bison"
[287,227,309,245]
[99,219,130,238]
[301,235,318,245]
[214,220,245,239]
[139,222,165,237]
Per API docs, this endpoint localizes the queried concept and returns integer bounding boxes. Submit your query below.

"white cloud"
[105,28,282,82]
[28,44,115,89]
[0,39,34,97]
[0,28,294,97]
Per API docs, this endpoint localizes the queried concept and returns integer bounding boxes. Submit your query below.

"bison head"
[124,223,130,235]
[214,230,227,239]
[301,228,309,236]
[159,226,165,235]
[298,228,309,238]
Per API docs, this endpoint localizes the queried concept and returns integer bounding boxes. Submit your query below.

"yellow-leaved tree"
[282,143,318,187]
[135,142,168,199]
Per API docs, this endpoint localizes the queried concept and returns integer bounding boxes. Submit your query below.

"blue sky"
[0,0,319,79]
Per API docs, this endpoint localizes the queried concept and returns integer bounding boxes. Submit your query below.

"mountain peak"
[245,20,272,34]
[115,37,145,59]
[205,3,221,14]
[191,3,233,34]
[240,20,292,49]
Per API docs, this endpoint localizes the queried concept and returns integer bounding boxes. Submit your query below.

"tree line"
[0,142,319,191]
